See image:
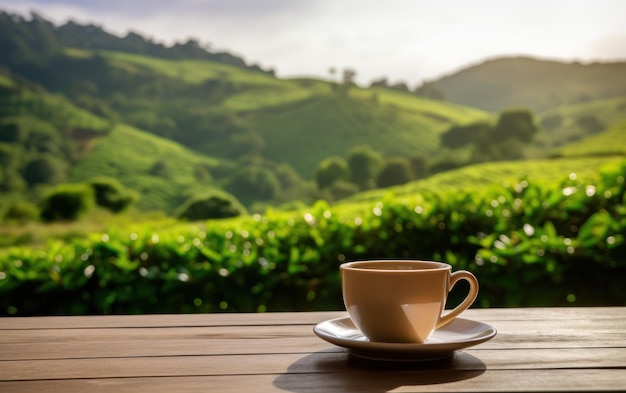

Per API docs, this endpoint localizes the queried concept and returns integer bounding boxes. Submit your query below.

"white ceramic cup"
[340,260,479,343]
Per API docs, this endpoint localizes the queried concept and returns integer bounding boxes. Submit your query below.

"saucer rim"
[313,315,497,355]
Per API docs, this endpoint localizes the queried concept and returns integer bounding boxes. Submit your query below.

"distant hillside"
[0,70,228,214]
[534,96,626,150]
[1,13,492,178]
[0,11,502,214]
[0,11,271,74]
[555,120,626,158]
[434,56,626,113]
[251,88,488,177]
[343,155,622,205]
[71,123,225,212]
[6,11,626,217]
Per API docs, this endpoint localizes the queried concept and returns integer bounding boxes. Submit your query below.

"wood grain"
[1,370,625,393]
[0,308,624,392]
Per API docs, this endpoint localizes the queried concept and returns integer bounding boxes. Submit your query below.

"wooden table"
[1,307,624,392]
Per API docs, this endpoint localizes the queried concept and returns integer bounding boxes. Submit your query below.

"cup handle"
[437,270,479,329]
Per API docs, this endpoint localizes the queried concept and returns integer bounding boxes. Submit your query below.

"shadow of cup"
[273,348,486,392]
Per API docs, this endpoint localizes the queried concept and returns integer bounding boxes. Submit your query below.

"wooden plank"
[1,369,625,393]
[0,311,345,330]
[3,312,625,343]
[2,316,625,355]
[1,307,623,330]
[2,330,626,361]
[1,308,625,392]
[1,348,625,381]
[0,337,334,361]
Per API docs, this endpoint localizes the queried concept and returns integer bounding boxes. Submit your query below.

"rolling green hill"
[555,120,626,158]
[3,12,626,219]
[342,155,622,206]
[71,123,225,213]
[58,47,491,179]
[0,71,230,214]
[534,96,626,150]
[343,108,626,206]
[0,79,111,134]
[250,90,489,177]
[434,56,626,113]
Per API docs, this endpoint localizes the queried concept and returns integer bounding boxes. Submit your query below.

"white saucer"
[314,316,496,362]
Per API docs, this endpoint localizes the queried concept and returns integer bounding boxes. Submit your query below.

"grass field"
[6,48,625,218]
[71,123,225,213]
[555,121,626,157]
[251,91,490,177]
[0,86,111,132]
[535,96,626,149]
[343,155,623,205]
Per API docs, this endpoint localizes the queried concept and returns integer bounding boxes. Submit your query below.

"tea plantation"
[1,158,624,316]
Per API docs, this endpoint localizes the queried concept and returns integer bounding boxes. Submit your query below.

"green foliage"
[409,156,428,179]
[441,121,492,149]
[535,96,626,150]
[40,183,95,222]
[441,109,538,164]
[177,192,246,220]
[575,115,605,135]
[347,145,383,190]
[0,168,27,193]
[22,153,68,187]
[492,109,538,143]
[225,166,281,206]
[540,113,563,130]
[254,93,488,178]
[315,156,348,190]
[377,157,414,188]
[0,119,28,143]
[2,199,39,223]
[2,159,624,315]
[148,160,174,179]
[71,123,222,213]
[327,180,360,201]
[0,142,21,169]
[556,121,626,157]
[88,177,136,213]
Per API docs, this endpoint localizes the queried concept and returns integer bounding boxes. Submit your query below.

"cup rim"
[340,259,451,272]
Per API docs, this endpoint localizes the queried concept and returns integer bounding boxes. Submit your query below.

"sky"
[1,0,625,87]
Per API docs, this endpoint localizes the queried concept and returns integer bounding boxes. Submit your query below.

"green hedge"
[1,159,625,315]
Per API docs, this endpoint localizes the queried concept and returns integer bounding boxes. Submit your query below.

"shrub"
[0,142,21,169]
[328,180,360,200]
[315,156,348,190]
[3,200,39,222]
[177,192,246,220]
[441,121,491,149]
[347,145,383,190]
[39,183,94,222]
[0,119,28,143]
[0,169,27,193]
[576,115,605,134]
[1,159,625,315]
[89,177,136,213]
[492,108,538,143]
[22,154,67,186]
[377,157,414,188]
[226,166,281,205]
[540,114,563,130]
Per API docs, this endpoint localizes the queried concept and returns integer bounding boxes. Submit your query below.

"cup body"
[340,260,477,343]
